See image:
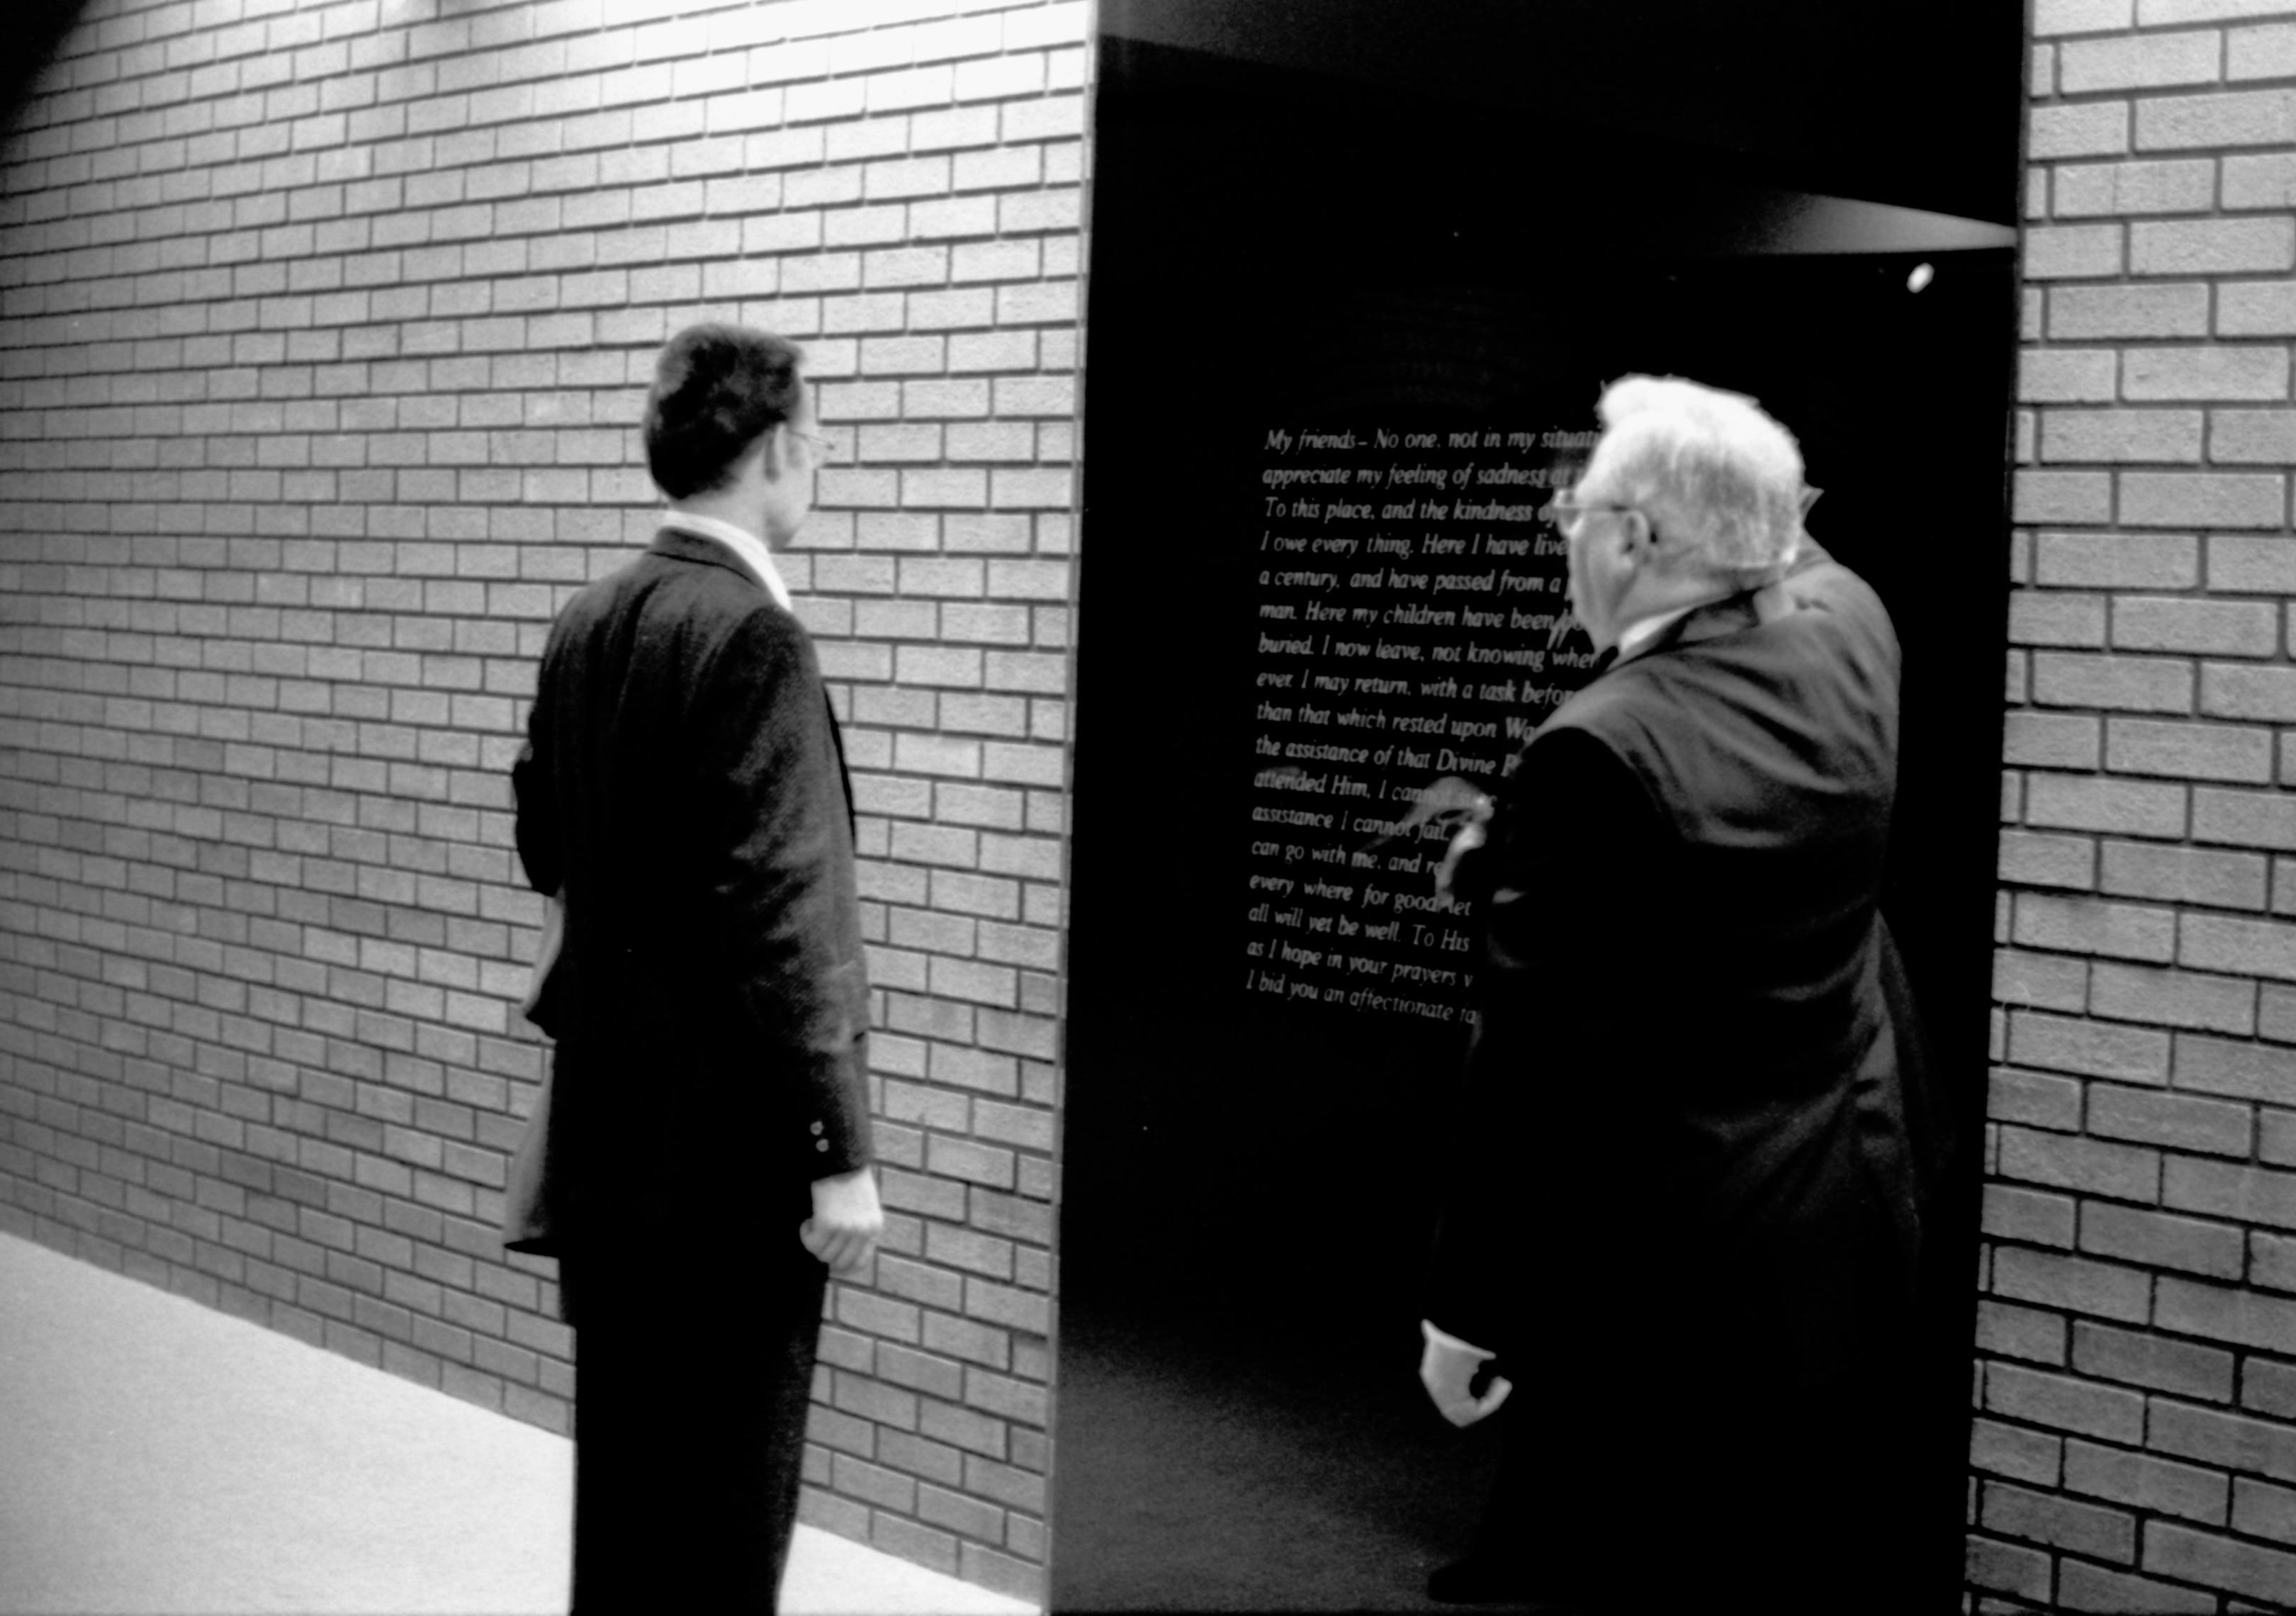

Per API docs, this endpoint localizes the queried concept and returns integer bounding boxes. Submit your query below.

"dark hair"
[643,323,806,499]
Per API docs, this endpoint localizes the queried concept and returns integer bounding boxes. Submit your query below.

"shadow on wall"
[3,1,86,135]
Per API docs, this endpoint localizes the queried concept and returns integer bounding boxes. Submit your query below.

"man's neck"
[1613,580,1741,661]
[667,498,765,547]
[658,508,792,610]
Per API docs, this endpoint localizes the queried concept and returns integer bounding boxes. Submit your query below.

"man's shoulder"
[1783,549,1886,620]
[1517,692,1638,779]
[554,544,801,647]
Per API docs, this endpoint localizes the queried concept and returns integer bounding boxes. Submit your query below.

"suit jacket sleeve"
[510,639,570,1040]
[512,634,561,901]
[1426,725,1665,1357]
[694,606,874,1178]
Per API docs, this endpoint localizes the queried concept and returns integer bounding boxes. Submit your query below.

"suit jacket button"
[810,1121,825,1135]
[815,1139,830,1152]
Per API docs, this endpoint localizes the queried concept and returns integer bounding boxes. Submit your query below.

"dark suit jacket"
[1429,549,1930,1388]
[507,527,872,1262]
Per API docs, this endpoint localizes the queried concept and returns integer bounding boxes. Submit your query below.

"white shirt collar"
[1615,602,1699,663]
[658,510,792,612]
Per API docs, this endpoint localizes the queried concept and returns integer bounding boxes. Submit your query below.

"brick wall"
[0,0,1082,1599]
[1978,2,2296,1610]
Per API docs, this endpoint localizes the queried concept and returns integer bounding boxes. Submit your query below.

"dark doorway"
[1054,13,2018,1610]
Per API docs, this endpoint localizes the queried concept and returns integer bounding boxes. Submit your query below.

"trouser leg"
[568,1233,829,1614]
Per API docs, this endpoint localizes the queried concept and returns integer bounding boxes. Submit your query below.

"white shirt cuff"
[1422,1318,1495,1360]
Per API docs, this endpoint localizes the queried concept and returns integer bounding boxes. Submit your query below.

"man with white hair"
[1418,377,1933,1612]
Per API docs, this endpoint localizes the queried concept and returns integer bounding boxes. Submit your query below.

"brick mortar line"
[1,79,1086,149]
[20,21,1084,81]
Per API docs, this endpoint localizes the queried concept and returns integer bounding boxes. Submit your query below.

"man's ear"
[1620,507,1662,570]
[734,427,780,488]
[753,423,791,484]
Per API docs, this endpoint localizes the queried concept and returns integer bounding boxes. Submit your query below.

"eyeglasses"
[1540,494,1638,532]
[1541,488,1826,529]
[788,427,843,464]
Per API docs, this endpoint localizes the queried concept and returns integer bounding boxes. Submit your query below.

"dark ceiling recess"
[1102,0,2024,228]
[4,0,89,140]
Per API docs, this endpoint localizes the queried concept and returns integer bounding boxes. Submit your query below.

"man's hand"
[801,1167,883,1274]
[1420,1325,1512,1428]
[1434,794,1494,904]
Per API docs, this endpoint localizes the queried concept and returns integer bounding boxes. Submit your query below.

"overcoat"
[1429,547,1938,1611]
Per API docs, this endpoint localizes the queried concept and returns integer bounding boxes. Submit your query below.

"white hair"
[1584,375,1810,588]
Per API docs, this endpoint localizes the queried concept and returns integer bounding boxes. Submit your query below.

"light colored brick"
[2015,591,2109,646]
[2139,84,2296,148]
[2103,839,2270,908]
[1998,950,2095,1014]
[2203,663,2296,722]
[1986,1182,2081,1255]
[2051,283,2210,340]
[2222,150,2296,211]
[2091,960,2256,1032]
[2208,534,2296,592]
[2059,30,2223,93]
[2155,1274,2296,1356]
[2249,1233,2296,1296]
[2133,217,2296,276]
[2026,222,2127,278]
[2153,0,2296,18]
[2020,347,2120,401]
[2159,1524,2296,1610]
[2183,912,2296,980]
[1988,1361,2151,1441]
[2035,652,2194,713]
[2119,471,2285,527]
[2035,532,2198,588]
[1984,1479,2139,1565]
[2218,281,2296,335]
[2040,0,2136,29]
[1974,1415,2066,1483]
[2232,1478,2296,1542]
[2015,892,2178,959]
[2231,20,2296,78]
[2173,1031,2296,1100]
[1003,2,1091,50]
[2073,1319,2239,1402]
[2033,100,2135,158]
[2053,157,2217,216]
[2040,408,2202,461]
[2115,597,2279,656]
[2088,1086,2256,1160]
[2015,468,2113,524]
[2197,785,2296,850]
[2009,1009,2171,1079]
[2001,1126,2165,1201]
[2103,716,2268,780]
[2064,1438,2231,1524]
[2210,408,2296,462]
[1967,1535,2053,1603]
[2061,1559,2222,1613]
[1991,1250,2156,1330]
[2122,344,2291,399]
[2005,712,2105,770]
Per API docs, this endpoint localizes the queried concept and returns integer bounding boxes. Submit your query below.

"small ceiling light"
[1906,262,1935,293]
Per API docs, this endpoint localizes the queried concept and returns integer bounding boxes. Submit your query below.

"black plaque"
[1240,424,1585,1024]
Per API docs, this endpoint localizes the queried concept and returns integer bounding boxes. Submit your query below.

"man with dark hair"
[508,322,880,1610]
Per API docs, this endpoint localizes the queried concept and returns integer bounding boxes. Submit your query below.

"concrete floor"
[0,1232,1035,1616]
